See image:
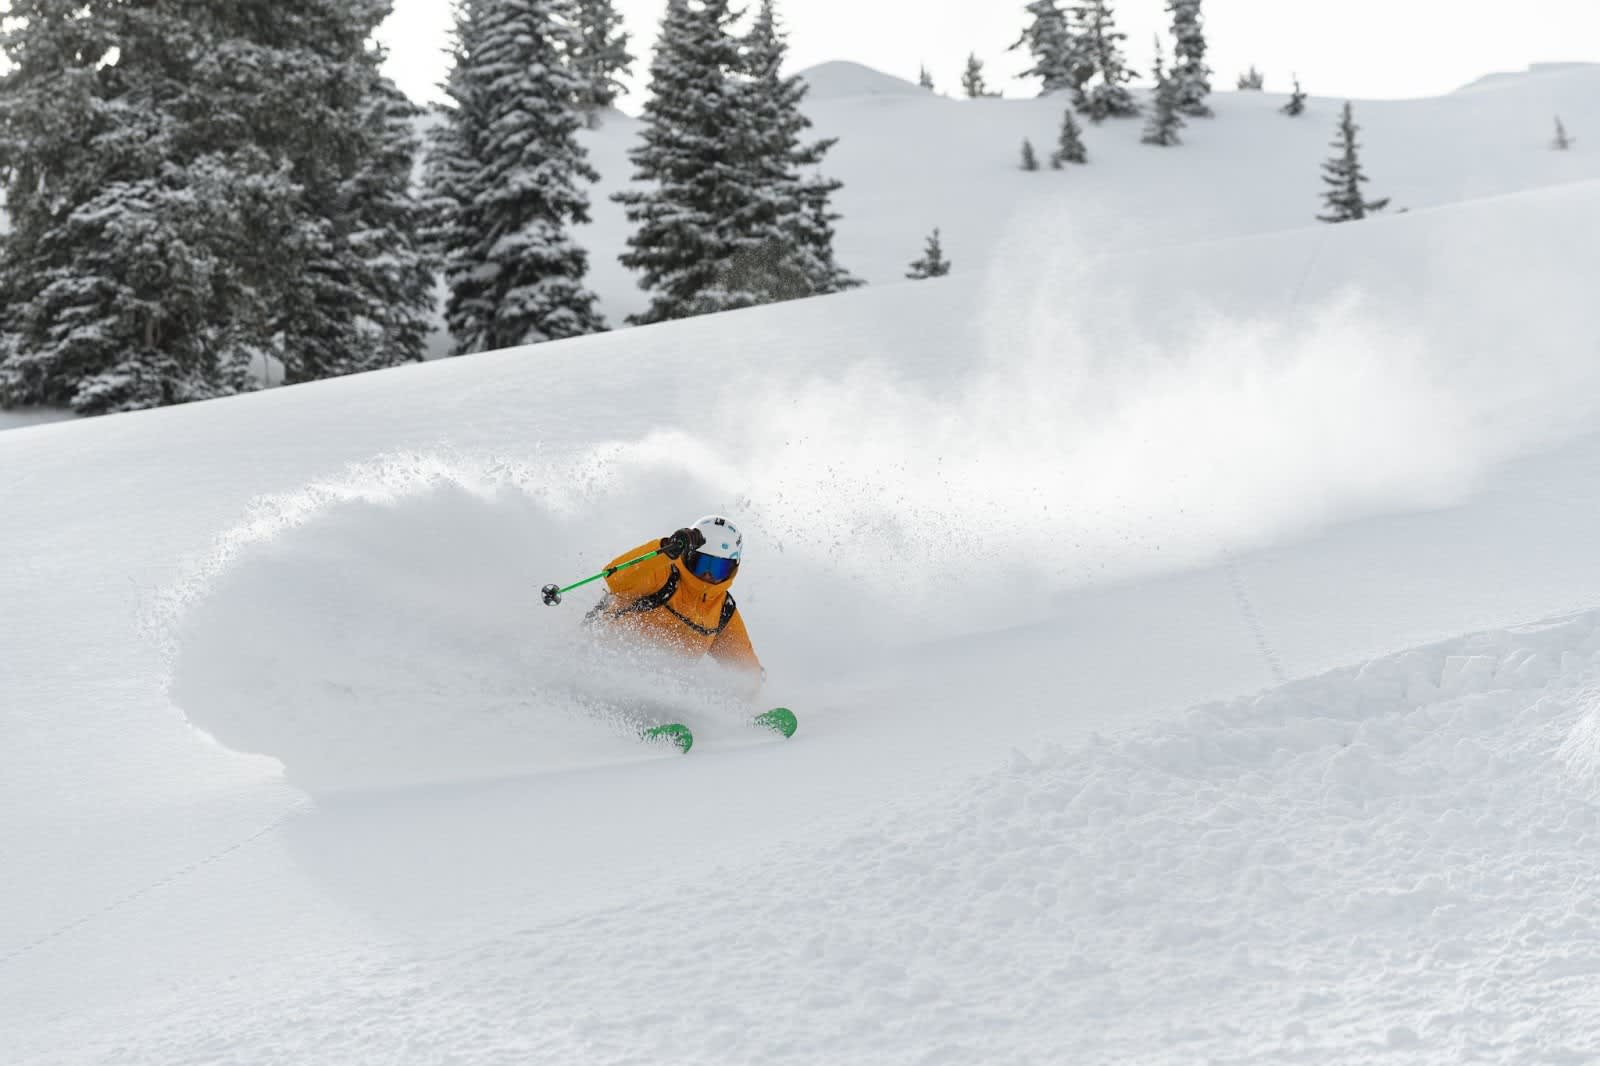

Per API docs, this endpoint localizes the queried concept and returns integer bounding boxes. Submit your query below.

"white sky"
[378,0,1600,108]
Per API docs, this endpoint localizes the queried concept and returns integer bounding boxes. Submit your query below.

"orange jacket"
[590,540,762,677]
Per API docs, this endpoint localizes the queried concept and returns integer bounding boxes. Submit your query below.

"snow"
[794,59,927,99]
[577,61,1600,325]
[0,407,76,431]
[8,67,1600,1064]
[1455,61,1600,94]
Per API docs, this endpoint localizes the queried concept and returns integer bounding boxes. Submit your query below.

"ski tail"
[641,723,694,753]
[753,707,798,738]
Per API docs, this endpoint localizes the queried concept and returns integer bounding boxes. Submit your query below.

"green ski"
[641,722,694,754]
[753,707,798,738]
[639,710,792,753]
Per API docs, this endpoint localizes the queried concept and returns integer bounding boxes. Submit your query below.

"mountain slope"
[5,65,1600,1066]
[579,63,1600,324]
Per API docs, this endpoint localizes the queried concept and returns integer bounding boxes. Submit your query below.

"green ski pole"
[542,550,661,606]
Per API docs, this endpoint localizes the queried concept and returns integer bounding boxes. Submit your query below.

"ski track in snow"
[16,611,1600,1065]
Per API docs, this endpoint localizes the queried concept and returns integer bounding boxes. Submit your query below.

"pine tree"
[615,0,851,324]
[907,229,951,279]
[1070,0,1139,121]
[1012,1,1079,94]
[1166,0,1212,117]
[1318,102,1389,223]
[0,0,428,411]
[0,2,193,410]
[795,172,860,296]
[962,53,998,98]
[1282,76,1307,116]
[919,64,936,91]
[1052,108,1088,166]
[335,79,439,375]
[616,0,744,322]
[1141,38,1185,146]
[1553,116,1574,150]
[211,0,433,387]
[279,84,439,381]
[735,0,857,300]
[425,0,604,355]
[1237,65,1265,90]
[1021,138,1041,170]
[571,0,635,122]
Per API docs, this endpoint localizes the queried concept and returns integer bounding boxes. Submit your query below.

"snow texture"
[796,60,926,99]
[6,63,1600,1065]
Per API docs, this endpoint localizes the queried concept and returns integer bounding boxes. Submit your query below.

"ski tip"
[641,723,694,754]
[754,707,798,739]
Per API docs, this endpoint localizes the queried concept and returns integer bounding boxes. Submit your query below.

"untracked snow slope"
[577,62,1600,324]
[8,73,1600,1066]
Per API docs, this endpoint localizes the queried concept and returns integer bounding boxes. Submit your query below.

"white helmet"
[692,515,743,561]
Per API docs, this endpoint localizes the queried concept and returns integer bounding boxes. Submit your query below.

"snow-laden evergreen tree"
[1237,65,1265,90]
[426,0,603,355]
[962,53,998,98]
[419,95,480,326]
[1,156,282,412]
[571,0,635,122]
[1166,0,1211,117]
[1282,76,1307,116]
[907,229,951,279]
[795,171,860,296]
[919,64,935,90]
[1021,138,1041,170]
[0,0,427,411]
[1318,102,1389,223]
[732,0,858,301]
[279,76,439,383]
[1012,0,1082,94]
[337,80,441,374]
[1553,116,1574,150]
[1141,38,1185,146]
[0,1,197,411]
[1052,108,1088,165]
[616,0,745,322]
[202,0,432,386]
[616,0,851,323]
[1070,0,1139,121]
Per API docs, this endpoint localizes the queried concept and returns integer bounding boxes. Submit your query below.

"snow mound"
[1454,61,1600,93]
[796,61,926,100]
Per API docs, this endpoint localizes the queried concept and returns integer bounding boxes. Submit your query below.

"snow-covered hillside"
[6,65,1600,1064]
[576,61,1600,324]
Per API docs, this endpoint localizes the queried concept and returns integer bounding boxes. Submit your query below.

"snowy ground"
[576,60,1600,325]
[0,407,75,432]
[7,67,1600,1064]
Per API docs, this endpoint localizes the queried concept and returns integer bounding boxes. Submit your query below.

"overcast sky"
[377,0,1599,108]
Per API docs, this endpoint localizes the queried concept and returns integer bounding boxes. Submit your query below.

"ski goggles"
[687,550,738,584]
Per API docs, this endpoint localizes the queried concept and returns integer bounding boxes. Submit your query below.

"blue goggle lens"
[688,551,738,583]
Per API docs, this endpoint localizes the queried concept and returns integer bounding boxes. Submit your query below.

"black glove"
[660,527,705,559]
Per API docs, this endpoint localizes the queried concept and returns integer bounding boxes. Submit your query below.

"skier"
[585,515,763,689]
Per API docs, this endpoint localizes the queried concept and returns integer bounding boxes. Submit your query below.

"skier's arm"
[603,540,673,598]
[708,610,763,689]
